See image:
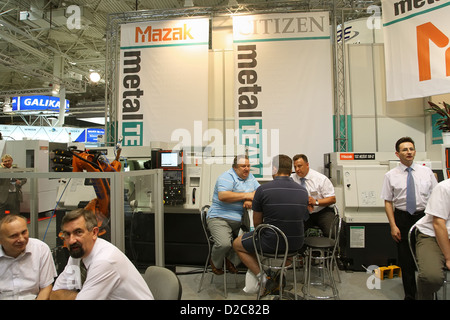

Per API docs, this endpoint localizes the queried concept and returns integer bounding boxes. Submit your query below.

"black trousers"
[304,206,336,237]
[394,208,424,299]
[0,192,20,217]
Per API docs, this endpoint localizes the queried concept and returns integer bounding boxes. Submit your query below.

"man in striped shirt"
[206,155,260,275]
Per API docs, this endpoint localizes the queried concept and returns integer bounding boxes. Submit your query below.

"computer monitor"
[157,150,183,169]
[161,152,178,168]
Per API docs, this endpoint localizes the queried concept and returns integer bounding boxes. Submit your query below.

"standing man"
[291,154,336,237]
[206,155,260,275]
[0,154,27,217]
[381,136,437,300]
[51,209,153,300]
[233,155,309,286]
[415,178,450,299]
[0,214,57,300]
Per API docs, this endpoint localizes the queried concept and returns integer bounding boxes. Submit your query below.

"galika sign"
[233,12,333,178]
[11,95,70,112]
[382,0,450,101]
[118,18,209,147]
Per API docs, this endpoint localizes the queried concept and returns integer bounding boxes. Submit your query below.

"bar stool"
[252,224,298,300]
[302,213,341,300]
[198,205,235,298]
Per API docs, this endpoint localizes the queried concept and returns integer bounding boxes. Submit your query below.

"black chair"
[302,209,341,300]
[252,223,299,300]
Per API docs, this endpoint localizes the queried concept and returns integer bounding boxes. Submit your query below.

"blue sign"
[86,128,105,143]
[12,95,70,112]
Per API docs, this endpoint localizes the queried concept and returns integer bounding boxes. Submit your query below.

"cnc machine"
[327,150,444,271]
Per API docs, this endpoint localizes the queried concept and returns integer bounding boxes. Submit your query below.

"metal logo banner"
[233,12,333,178]
[119,18,209,146]
[382,0,450,101]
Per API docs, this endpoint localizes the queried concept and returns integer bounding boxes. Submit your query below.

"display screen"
[161,152,178,167]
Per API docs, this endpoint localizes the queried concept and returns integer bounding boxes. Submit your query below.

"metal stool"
[252,224,298,300]
[302,213,341,300]
[198,205,235,298]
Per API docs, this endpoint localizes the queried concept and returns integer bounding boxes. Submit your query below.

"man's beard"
[68,242,85,258]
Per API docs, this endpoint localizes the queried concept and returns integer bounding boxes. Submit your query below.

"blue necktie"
[300,177,306,188]
[406,167,416,215]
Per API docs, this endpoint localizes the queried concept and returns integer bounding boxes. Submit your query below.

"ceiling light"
[184,0,194,7]
[89,71,101,83]
[52,83,60,95]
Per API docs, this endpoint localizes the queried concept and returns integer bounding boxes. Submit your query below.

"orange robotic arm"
[71,149,122,235]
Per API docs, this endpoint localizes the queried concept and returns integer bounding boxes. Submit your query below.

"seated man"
[50,209,154,300]
[415,178,450,300]
[233,154,309,291]
[0,214,57,300]
[206,155,260,275]
[291,154,336,236]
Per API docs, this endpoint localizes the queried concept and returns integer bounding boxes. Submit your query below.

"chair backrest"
[143,266,182,300]
[408,224,419,269]
[328,207,342,255]
[200,205,211,239]
[252,224,289,261]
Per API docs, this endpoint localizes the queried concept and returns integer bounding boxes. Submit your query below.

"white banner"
[382,0,450,101]
[119,18,209,146]
[233,12,333,178]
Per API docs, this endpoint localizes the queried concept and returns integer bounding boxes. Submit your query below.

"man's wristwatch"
[315,199,319,206]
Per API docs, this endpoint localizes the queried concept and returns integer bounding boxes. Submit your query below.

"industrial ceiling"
[0,0,380,126]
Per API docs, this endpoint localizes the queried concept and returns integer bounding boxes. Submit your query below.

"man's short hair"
[232,155,249,168]
[293,154,308,163]
[273,154,292,175]
[395,137,415,152]
[0,214,27,230]
[61,209,98,231]
[1,154,12,162]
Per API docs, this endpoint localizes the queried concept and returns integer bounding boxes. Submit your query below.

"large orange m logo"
[417,22,450,81]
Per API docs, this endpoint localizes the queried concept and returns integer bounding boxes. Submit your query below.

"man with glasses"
[50,209,153,300]
[381,136,437,300]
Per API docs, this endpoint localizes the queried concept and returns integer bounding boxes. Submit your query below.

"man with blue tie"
[381,137,438,300]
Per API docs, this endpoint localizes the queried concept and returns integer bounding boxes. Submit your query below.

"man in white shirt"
[0,214,57,300]
[415,179,450,299]
[50,209,154,300]
[381,136,437,299]
[291,154,336,237]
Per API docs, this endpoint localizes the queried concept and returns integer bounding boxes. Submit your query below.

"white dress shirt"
[53,238,154,300]
[416,178,450,237]
[381,162,438,212]
[0,238,57,300]
[291,168,335,213]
